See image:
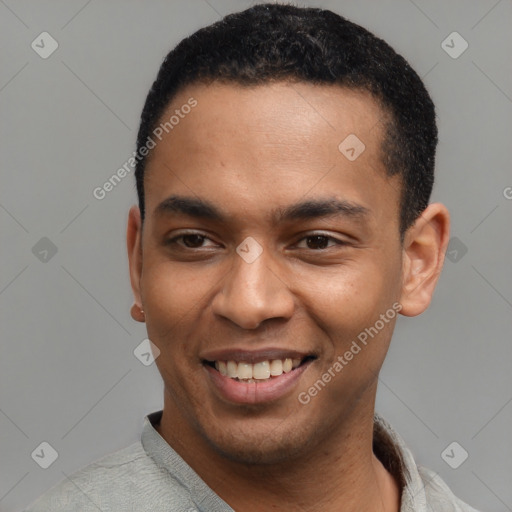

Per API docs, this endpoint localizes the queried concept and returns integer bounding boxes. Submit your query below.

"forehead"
[160,80,386,147]
[143,81,399,229]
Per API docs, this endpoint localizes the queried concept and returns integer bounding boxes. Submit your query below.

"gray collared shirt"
[24,410,480,511]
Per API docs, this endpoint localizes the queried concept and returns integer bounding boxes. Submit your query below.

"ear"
[399,203,450,317]
[127,205,145,322]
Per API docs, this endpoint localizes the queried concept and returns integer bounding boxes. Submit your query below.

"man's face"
[133,82,406,463]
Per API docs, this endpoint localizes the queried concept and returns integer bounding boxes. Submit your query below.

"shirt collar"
[373,412,430,511]
[142,410,232,511]
[142,410,429,511]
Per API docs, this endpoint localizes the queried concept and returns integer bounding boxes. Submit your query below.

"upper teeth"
[214,358,302,380]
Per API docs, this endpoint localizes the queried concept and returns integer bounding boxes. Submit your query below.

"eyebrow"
[153,195,370,226]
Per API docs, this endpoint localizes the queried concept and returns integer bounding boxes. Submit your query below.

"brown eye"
[305,235,330,250]
[180,234,207,248]
[295,233,345,250]
[164,232,216,249]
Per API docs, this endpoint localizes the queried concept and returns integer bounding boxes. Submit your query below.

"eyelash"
[165,231,347,251]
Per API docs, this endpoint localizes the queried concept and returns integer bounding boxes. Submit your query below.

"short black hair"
[134,2,437,237]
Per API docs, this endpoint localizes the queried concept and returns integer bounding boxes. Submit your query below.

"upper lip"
[201,348,316,364]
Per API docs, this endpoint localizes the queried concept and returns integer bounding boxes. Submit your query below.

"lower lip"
[205,361,313,405]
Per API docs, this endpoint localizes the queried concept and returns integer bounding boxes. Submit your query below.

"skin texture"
[127,82,450,511]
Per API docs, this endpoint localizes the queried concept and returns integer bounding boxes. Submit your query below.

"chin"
[199,418,320,466]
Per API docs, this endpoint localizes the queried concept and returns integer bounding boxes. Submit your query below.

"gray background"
[1,0,511,510]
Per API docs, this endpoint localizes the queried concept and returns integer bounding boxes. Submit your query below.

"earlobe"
[399,203,450,317]
[127,205,144,322]
[130,303,146,323]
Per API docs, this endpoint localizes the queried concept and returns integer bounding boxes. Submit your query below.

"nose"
[211,245,295,330]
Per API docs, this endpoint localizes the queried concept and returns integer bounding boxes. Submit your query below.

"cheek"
[295,258,400,332]
[142,258,210,319]
[140,258,216,364]
[294,264,401,410]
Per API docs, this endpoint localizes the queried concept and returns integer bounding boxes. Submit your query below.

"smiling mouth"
[204,356,316,383]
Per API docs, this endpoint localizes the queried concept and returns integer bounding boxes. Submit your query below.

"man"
[25,3,480,511]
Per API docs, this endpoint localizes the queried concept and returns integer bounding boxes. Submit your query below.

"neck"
[156,391,401,512]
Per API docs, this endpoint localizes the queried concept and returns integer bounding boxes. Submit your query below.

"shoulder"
[372,413,481,511]
[23,441,194,512]
[419,465,481,512]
